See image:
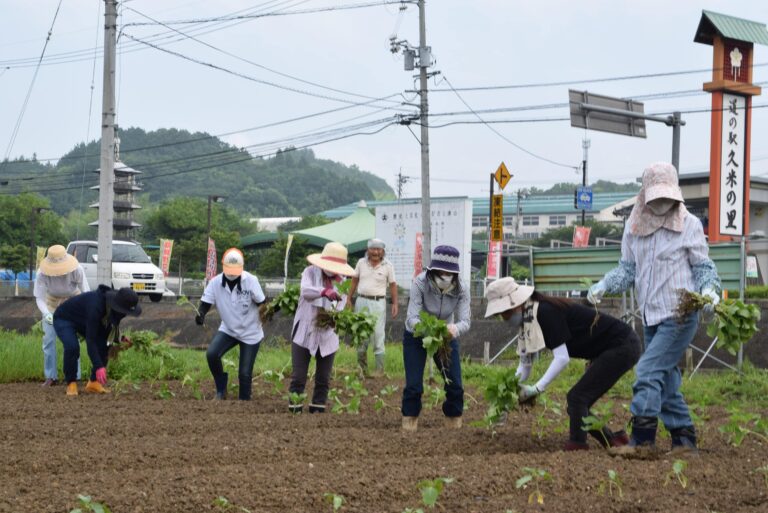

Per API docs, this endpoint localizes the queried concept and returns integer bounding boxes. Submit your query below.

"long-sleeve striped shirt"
[291,265,348,357]
[602,213,720,326]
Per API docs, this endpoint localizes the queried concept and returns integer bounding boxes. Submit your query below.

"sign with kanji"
[413,232,423,277]
[719,93,746,236]
[576,186,593,210]
[572,226,591,248]
[494,162,511,190]
[205,238,217,282]
[491,194,504,242]
[487,240,502,280]
[159,239,173,277]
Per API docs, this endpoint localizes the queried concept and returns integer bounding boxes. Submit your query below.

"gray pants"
[289,342,336,407]
[355,297,386,355]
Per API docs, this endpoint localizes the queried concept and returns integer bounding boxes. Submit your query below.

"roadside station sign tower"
[694,11,768,242]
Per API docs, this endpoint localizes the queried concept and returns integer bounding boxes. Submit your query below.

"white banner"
[719,93,747,236]
[375,199,473,286]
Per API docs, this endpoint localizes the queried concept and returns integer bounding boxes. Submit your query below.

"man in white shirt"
[196,248,267,400]
[348,239,398,376]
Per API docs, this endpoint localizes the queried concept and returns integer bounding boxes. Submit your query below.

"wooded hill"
[1,127,395,218]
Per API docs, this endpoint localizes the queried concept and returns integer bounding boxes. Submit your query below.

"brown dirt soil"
[1,376,767,513]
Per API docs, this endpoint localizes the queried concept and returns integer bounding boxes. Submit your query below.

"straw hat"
[483,277,535,318]
[222,248,244,276]
[39,245,79,277]
[307,242,355,277]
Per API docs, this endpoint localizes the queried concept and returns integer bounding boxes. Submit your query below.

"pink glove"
[321,287,342,302]
[95,367,107,385]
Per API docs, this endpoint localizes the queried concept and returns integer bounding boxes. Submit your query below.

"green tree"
[0,193,64,248]
[0,244,29,274]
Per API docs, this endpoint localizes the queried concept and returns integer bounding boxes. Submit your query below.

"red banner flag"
[572,226,591,248]
[413,232,423,278]
[487,240,502,280]
[159,239,173,277]
[205,238,217,281]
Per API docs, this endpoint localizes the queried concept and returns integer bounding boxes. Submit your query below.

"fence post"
[483,342,490,364]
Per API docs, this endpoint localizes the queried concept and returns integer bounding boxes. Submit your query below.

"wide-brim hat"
[307,242,355,277]
[39,245,79,276]
[106,287,142,317]
[484,277,534,318]
[427,245,460,274]
[643,162,684,204]
[222,248,244,276]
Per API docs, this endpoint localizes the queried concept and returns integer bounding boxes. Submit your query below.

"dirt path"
[1,378,766,513]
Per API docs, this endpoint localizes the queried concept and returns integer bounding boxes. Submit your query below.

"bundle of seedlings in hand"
[675,289,760,355]
[260,284,300,323]
[478,367,521,429]
[412,311,452,364]
[333,308,376,348]
[107,335,133,361]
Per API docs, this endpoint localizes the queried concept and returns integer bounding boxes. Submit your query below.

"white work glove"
[518,384,540,404]
[44,313,53,325]
[447,324,458,339]
[701,287,720,322]
[587,281,607,305]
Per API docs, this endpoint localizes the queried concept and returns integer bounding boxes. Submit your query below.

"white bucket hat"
[307,242,355,277]
[39,245,79,277]
[483,277,535,318]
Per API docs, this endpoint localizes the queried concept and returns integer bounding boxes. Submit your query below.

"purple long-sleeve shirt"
[291,265,348,357]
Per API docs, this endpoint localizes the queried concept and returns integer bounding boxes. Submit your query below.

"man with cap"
[401,245,470,431]
[485,277,640,451]
[289,242,355,413]
[53,285,142,396]
[588,162,721,456]
[195,248,267,400]
[34,244,89,386]
[347,238,398,377]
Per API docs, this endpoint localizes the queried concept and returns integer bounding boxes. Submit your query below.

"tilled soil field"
[1,377,767,513]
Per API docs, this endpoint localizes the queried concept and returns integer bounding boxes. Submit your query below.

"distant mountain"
[2,127,396,218]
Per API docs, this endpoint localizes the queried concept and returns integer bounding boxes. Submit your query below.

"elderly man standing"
[348,238,398,377]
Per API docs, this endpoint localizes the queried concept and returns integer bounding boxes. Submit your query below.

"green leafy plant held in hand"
[260,284,300,322]
[475,367,520,432]
[413,311,452,363]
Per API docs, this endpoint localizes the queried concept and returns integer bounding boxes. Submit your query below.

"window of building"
[521,232,539,240]
[549,215,566,226]
[522,215,539,226]
[503,215,515,226]
[472,216,487,227]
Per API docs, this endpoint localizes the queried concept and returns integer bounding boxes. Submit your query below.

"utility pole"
[396,168,410,199]
[671,111,682,173]
[417,0,432,267]
[581,138,590,225]
[96,0,117,287]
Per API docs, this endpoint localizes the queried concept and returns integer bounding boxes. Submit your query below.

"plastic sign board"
[205,238,217,282]
[159,239,173,277]
[572,226,591,248]
[719,93,747,236]
[746,255,758,279]
[487,240,502,279]
[491,194,504,242]
[375,199,472,285]
[569,89,647,138]
[576,186,593,210]
[494,162,511,190]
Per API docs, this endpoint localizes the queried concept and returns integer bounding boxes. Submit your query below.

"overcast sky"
[1,0,767,201]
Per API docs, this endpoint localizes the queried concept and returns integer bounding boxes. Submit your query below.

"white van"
[66,240,168,302]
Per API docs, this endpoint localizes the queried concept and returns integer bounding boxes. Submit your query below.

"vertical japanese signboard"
[159,239,173,277]
[490,194,504,242]
[486,240,502,280]
[205,238,217,282]
[719,93,746,236]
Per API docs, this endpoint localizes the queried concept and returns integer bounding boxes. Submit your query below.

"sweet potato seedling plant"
[69,494,111,513]
[402,477,454,512]
[665,459,689,489]
[719,408,768,446]
[259,284,300,323]
[213,496,251,512]
[516,467,552,505]
[323,493,345,512]
[474,367,520,434]
[413,311,452,364]
[598,470,624,498]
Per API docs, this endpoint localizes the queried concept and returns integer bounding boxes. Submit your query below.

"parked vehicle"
[65,240,167,302]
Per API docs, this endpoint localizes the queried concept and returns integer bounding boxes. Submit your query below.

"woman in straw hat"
[288,242,355,413]
[195,248,268,400]
[54,285,142,396]
[587,162,720,456]
[484,277,640,451]
[34,245,89,386]
[401,245,470,432]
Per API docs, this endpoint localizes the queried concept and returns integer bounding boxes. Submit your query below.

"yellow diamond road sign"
[494,162,511,190]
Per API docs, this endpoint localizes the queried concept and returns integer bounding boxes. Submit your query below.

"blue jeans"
[42,318,80,380]
[401,330,463,418]
[53,317,105,383]
[206,331,261,400]
[631,312,699,429]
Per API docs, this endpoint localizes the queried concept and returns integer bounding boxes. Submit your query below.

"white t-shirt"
[201,270,266,345]
[354,257,396,297]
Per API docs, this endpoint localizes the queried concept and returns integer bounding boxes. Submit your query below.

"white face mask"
[224,273,239,281]
[435,275,453,290]
[647,198,677,216]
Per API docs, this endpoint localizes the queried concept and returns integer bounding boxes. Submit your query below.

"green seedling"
[532,396,565,440]
[414,477,453,509]
[181,374,203,400]
[213,496,251,512]
[286,391,307,413]
[756,464,768,491]
[373,384,398,412]
[155,382,175,400]
[597,469,624,498]
[413,311,452,363]
[516,467,552,505]
[424,385,446,410]
[176,295,201,317]
[474,367,519,433]
[665,459,689,489]
[69,494,112,513]
[323,493,345,512]
[329,376,368,414]
[261,362,289,395]
[260,284,300,322]
[719,408,768,446]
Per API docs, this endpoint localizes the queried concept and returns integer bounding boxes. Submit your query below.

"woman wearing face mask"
[588,162,721,456]
[288,242,356,413]
[401,245,471,431]
[196,248,267,400]
[53,286,142,396]
[484,277,640,450]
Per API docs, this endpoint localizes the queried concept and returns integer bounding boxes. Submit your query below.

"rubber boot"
[670,426,698,456]
[288,403,303,414]
[563,440,590,451]
[357,351,370,377]
[213,372,228,400]
[609,416,657,457]
[238,376,252,401]
[402,416,418,432]
[589,426,630,448]
[373,353,385,377]
[308,403,326,413]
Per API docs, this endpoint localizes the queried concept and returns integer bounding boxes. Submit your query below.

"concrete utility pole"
[581,137,590,225]
[417,0,432,267]
[96,0,117,287]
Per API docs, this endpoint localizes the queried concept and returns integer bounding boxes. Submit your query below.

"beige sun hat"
[643,162,684,204]
[307,242,355,277]
[484,277,535,318]
[222,248,244,276]
[39,245,79,277]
